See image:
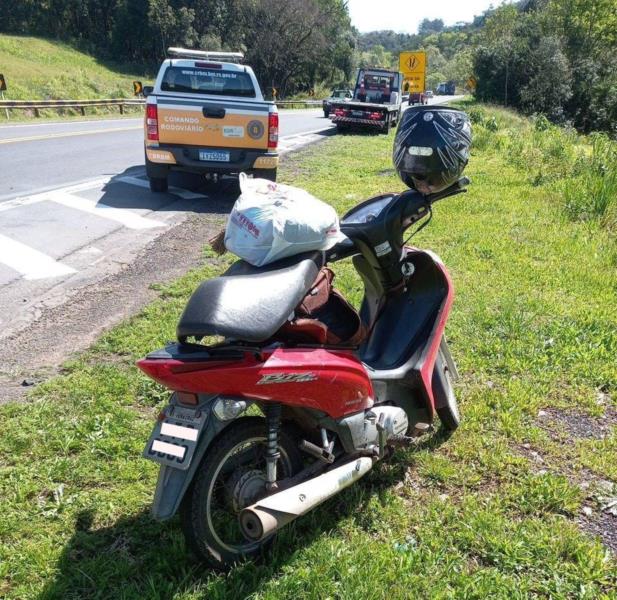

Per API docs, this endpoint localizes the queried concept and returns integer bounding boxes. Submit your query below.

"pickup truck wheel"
[149,177,168,193]
[255,168,277,182]
[323,108,330,118]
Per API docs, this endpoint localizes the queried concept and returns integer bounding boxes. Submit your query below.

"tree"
[520,36,572,121]
[240,0,353,97]
[480,4,520,106]
[418,18,444,35]
[148,0,196,58]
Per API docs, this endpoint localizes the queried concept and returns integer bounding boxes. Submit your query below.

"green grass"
[1,106,617,598]
[461,99,617,240]
[0,35,151,121]
[0,35,147,101]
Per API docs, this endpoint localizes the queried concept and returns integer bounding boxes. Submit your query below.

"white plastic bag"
[224,173,344,267]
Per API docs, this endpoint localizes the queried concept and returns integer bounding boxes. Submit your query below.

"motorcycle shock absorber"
[264,403,281,491]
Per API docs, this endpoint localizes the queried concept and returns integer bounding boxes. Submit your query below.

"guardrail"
[0,98,145,118]
[0,97,323,119]
[276,100,323,108]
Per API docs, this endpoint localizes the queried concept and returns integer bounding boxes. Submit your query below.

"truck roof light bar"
[167,48,244,63]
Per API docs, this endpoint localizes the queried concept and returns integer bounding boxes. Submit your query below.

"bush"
[563,134,617,228]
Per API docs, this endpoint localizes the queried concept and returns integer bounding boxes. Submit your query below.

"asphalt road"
[0,109,333,201]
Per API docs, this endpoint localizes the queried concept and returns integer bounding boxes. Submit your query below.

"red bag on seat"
[278,267,367,346]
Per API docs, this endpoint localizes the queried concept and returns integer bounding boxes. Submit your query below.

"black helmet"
[393,106,471,194]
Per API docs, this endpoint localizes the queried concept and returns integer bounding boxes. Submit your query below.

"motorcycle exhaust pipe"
[239,456,374,541]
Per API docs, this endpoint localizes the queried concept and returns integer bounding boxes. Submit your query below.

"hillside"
[0,35,148,101]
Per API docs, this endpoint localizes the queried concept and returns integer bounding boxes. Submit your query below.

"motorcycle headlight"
[213,397,247,421]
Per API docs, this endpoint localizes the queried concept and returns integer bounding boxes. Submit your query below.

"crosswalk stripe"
[47,191,166,230]
[0,234,76,280]
[0,177,111,213]
[116,176,205,200]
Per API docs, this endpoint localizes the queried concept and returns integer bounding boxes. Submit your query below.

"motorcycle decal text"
[257,372,318,384]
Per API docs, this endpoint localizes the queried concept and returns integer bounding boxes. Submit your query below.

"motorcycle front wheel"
[432,345,461,431]
[180,416,303,568]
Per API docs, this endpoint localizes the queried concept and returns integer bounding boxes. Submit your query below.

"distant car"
[425,90,434,99]
[323,89,353,117]
[409,92,428,105]
[436,81,456,95]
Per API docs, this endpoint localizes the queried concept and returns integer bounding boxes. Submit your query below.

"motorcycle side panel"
[360,248,454,417]
[138,347,374,419]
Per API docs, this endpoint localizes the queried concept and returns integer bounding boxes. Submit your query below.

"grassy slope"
[1,105,617,598]
[0,35,146,101]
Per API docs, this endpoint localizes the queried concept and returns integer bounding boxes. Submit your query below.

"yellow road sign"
[133,80,143,96]
[466,76,477,91]
[399,51,426,93]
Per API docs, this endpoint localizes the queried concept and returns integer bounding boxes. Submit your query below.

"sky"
[347,0,506,34]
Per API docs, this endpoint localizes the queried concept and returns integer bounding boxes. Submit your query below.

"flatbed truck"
[328,68,403,134]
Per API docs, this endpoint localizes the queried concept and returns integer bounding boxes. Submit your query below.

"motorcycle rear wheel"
[180,416,303,568]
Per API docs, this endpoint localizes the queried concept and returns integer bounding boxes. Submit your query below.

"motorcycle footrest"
[299,440,335,463]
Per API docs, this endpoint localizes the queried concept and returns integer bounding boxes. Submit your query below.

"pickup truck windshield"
[161,66,256,97]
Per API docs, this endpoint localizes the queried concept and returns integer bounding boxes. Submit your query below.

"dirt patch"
[0,213,223,404]
[579,512,617,554]
[538,406,617,440]
[517,411,617,555]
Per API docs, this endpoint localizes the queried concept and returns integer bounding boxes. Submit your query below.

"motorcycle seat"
[177,251,324,343]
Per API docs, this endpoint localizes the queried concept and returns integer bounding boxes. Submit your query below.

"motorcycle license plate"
[199,150,230,162]
[143,405,208,470]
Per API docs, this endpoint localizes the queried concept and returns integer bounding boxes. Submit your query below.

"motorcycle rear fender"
[150,397,231,521]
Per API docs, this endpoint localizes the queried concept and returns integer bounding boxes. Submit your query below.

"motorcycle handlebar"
[401,177,470,225]
[327,177,470,263]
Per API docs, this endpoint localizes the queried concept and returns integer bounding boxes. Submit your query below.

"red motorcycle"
[138,106,471,567]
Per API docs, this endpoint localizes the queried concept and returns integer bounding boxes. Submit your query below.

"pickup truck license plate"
[143,405,208,470]
[351,110,365,117]
[199,150,230,162]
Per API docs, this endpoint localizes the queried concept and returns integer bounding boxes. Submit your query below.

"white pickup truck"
[144,48,279,192]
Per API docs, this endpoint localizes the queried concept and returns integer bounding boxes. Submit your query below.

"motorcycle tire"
[432,347,461,431]
[180,416,303,568]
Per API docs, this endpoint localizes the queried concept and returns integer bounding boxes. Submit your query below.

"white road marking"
[0,117,142,130]
[116,175,204,200]
[0,125,142,145]
[47,191,166,230]
[0,177,111,213]
[281,126,334,139]
[0,234,76,280]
